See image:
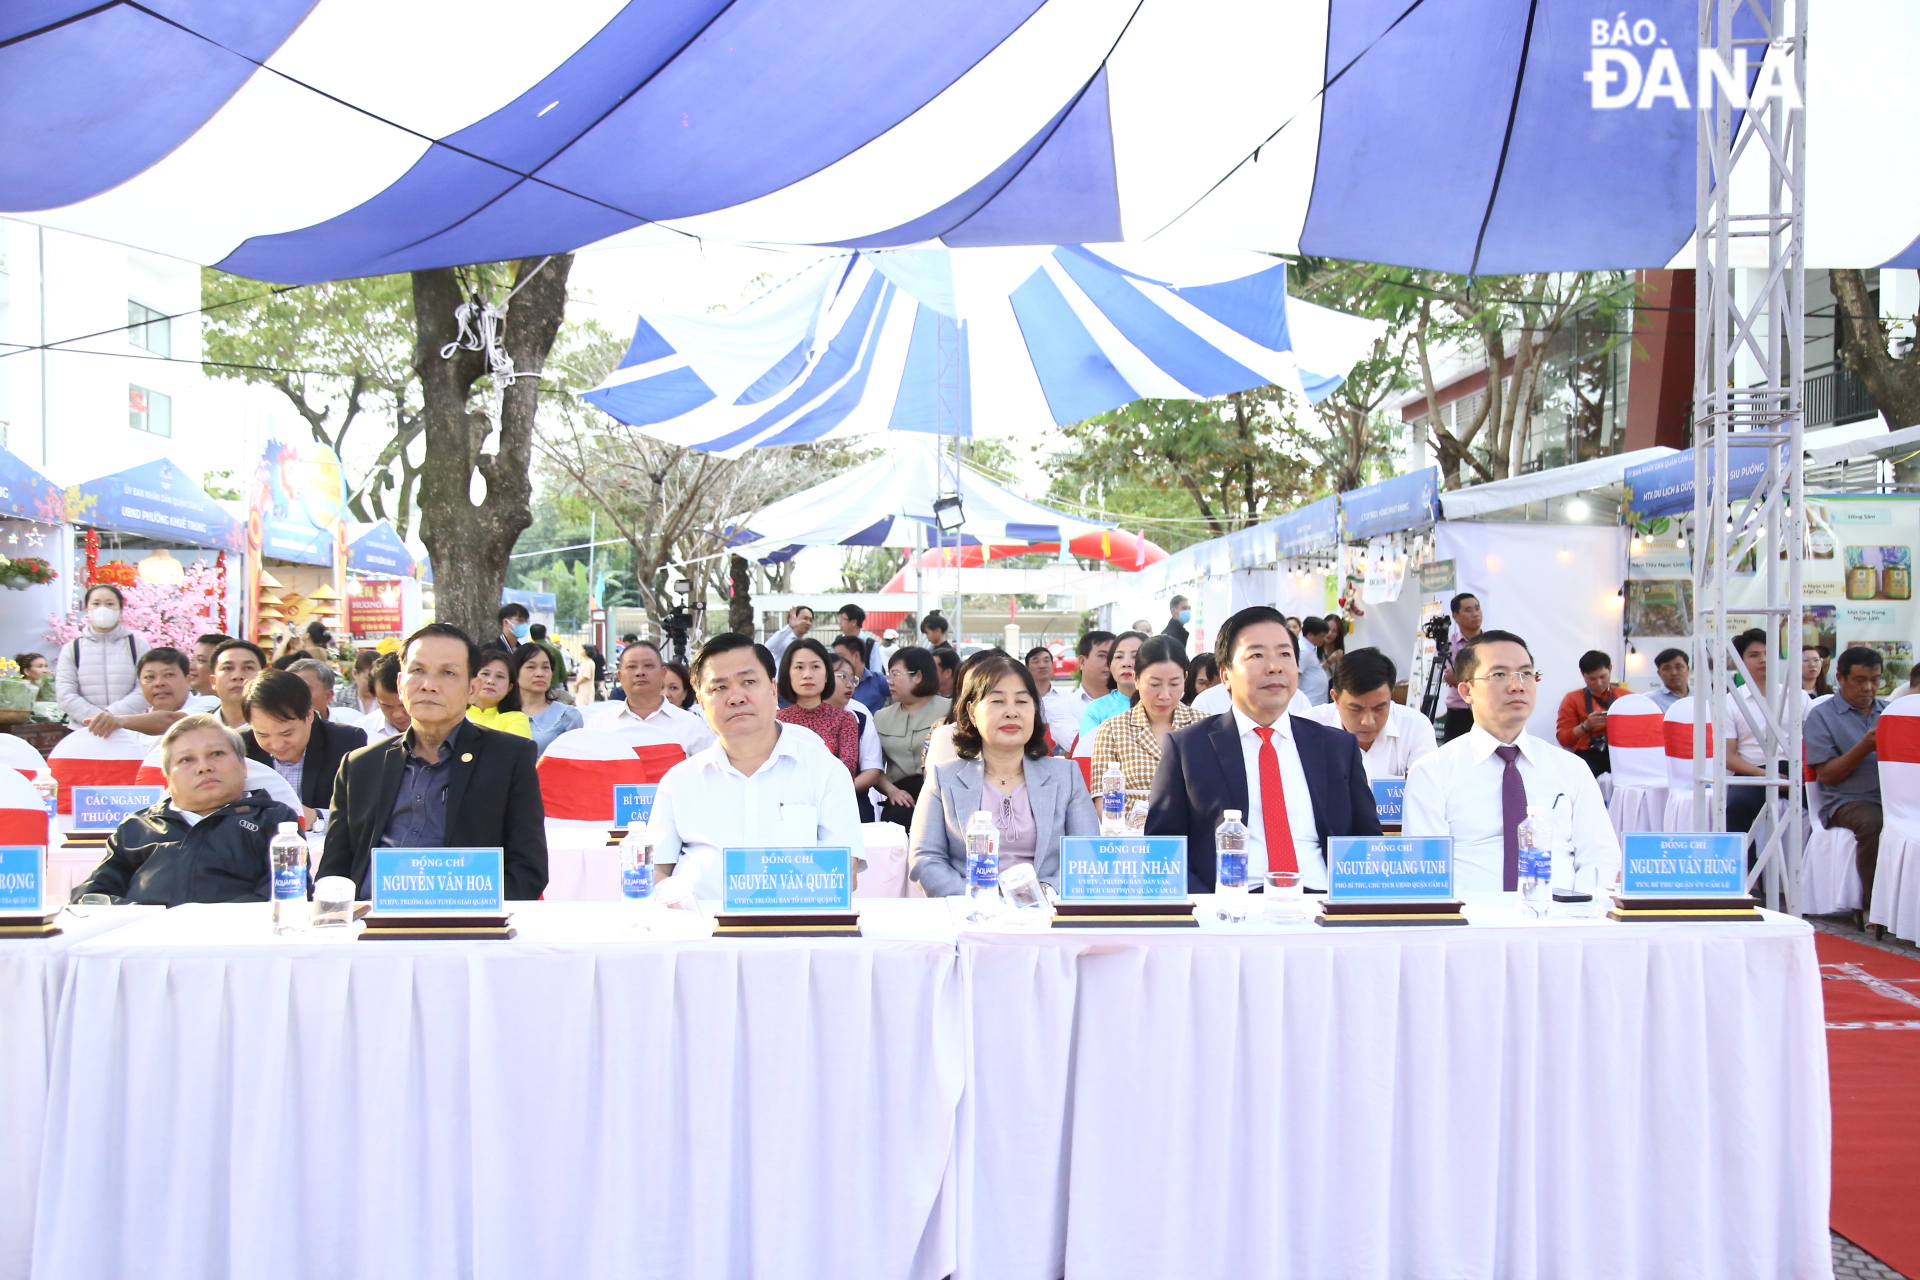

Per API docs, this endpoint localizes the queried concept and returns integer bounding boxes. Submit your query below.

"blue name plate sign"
[613,784,657,828]
[369,847,505,914]
[1059,836,1188,902]
[1370,778,1406,826]
[1327,836,1455,903]
[1621,833,1745,897]
[0,846,45,913]
[722,847,853,912]
[71,785,166,833]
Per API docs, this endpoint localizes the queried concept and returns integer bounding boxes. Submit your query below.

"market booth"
[246,435,350,649]
[344,520,424,642]
[0,447,72,678]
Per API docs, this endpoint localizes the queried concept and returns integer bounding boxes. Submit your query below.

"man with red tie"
[1147,606,1380,893]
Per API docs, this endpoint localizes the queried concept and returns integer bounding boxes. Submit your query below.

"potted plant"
[0,555,56,591]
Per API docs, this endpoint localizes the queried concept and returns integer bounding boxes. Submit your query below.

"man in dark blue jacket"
[1148,606,1381,893]
[74,714,298,905]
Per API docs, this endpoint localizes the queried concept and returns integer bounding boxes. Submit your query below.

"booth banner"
[253,435,348,567]
[347,520,415,576]
[1782,496,1915,695]
[1226,522,1277,572]
[1341,468,1438,541]
[1270,496,1340,559]
[70,458,244,552]
[1623,446,1770,522]
[1363,535,1406,604]
[348,577,404,637]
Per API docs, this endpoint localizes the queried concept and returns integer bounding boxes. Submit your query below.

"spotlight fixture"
[932,494,966,533]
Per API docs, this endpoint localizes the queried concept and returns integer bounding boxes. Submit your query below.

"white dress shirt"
[646,723,864,899]
[364,716,405,744]
[1037,686,1082,750]
[1303,701,1439,781]
[583,696,716,756]
[844,699,884,772]
[1401,724,1620,900]
[1191,683,1315,719]
[1728,684,1812,768]
[1228,706,1325,890]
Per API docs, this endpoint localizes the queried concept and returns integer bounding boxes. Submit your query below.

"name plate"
[71,785,166,832]
[613,784,658,828]
[0,846,45,913]
[722,847,853,912]
[1327,836,1455,903]
[370,847,505,914]
[1370,778,1406,825]
[1621,833,1745,897]
[1059,836,1188,902]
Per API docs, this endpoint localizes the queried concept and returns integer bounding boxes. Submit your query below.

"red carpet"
[1818,932,1920,1278]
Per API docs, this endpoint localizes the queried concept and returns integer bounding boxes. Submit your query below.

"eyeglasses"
[1472,669,1541,687]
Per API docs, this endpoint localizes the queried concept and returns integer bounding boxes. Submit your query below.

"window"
[128,300,170,357]
[129,385,171,437]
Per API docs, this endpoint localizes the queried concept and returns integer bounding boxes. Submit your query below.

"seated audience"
[362,653,410,742]
[286,657,362,726]
[647,634,863,898]
[829,634,890,713]
[1090,636,1199,810]
[349,647,381,717]
[1649,648,1690,710]
[1147,606,1380,892]
[1027,646,1080,750]
[911,654,1098,895]
[1185,652,1219,704]
[828,653,888,803]
[933,646,960,701]
[1555,650,1627,777]
[319,624,548,900]
[765,605,814,664]
[874,647,948,823]
[1402,629,1618,898]
[1304,647,1438,780]
[776,637,862,777]
[1806,647,1888,928]
[513,641,582,755]
[662,660,696,710]
[1440,592,1485,743]
[186,633,230,709]
[1069,631,1118,731]
[73,715,299,905]
[101,647,195,741]
[241,669,368,823]
[467,649,533,738]
[1077,630,1147,746]
[1725,627,1813,834]
[1295,616,1333,705]
[583,639,715,754]
[209,639,265,730]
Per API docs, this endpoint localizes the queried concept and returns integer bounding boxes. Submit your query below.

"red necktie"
[1253,726,1297,874]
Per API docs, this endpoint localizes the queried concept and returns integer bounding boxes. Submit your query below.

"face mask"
[1178,609,1192,624]
[512,622,531,640]
[88,606,120,630]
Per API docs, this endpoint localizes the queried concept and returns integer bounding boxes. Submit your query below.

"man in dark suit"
[1148,605,1381,893]
[240,669,367,824]
[318,623,547,900]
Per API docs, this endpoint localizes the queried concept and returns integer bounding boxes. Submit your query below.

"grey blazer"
[909,755,1098,896]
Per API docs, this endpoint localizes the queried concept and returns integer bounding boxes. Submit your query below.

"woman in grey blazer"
[910,653,1098,896]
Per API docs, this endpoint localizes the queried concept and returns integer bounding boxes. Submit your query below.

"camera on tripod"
[1421,611,1454,645]
[658,575,703,664]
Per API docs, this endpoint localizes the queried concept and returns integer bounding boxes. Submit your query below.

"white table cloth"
[958,899,1831,1280]
[1,906,163,1280]
[33,901,963,1280]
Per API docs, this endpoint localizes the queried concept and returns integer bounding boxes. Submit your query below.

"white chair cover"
[0,732,46,779]
[855,821,912,898]
[1659,697,1715,831]
[1606,693,1667,836]
[1797,779,1861,916]
[47,729,148,817]
[1867,699,1920,940]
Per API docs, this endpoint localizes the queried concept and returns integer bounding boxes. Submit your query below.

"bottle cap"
[1223,809,1241,821]
[278,821,300,834]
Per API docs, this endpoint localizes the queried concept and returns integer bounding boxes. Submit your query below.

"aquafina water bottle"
[31,768,56,826]
[965,809,1001,920]
[1099,762,1126,836]
[1517,806,1552,918]
[270,822,308,935]
[619,827,655,928]
[1215,809,1250,922]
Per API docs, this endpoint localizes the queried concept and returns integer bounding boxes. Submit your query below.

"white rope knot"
[439,293,519,383]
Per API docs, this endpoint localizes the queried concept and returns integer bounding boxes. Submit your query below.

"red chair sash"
[1881,714,1920,765]
[537,756,654,822]
[0,808,49,845]
[633,743,687,784]
[1608,713,1665,750]
[1663,720,1714,759]
[48,758,141,813]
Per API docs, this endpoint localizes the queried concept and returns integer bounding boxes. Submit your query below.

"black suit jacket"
[316,718,548,900]
[242,714,367,811]
[1147,711,1382,892]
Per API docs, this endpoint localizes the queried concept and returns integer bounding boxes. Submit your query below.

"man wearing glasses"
[1402,629,1619,900]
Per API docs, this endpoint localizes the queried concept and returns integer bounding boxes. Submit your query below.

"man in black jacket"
[241,669,367,823]
[318,623,547,900]
[74,715,300,905]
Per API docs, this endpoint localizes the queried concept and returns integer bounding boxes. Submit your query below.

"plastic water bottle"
[619,828,654,927]
[270,821,308,935]
[31,769,57,827]
[1099,763,1126,836]
[1516,806,1552,918]
[1216,809,1250,922]
[965,810,1001,919]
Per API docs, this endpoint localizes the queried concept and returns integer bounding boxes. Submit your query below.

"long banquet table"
[21,898,1830,1280]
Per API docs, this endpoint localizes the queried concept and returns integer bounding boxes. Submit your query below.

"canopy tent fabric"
[346,520,416,577]
[1438,446,1680,519]
[66,458,245,552]
[0,447,66,524]
[726,443,1108,564]
[9,2,1918,283]
[585,245,1382,455]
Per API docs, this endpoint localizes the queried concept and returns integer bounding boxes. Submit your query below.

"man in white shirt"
[583,639,717,756]
[1303,647,1438,781]
[1192,678,1316,719]
[287,657,364,727]
[1026,646,1081,751]
[1146,606,1380,892]
[1402,629,1619,900]
[764,605,814,664]
[647,633,864,899]
[362,653,411,743]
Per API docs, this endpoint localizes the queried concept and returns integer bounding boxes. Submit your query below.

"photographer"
[1555,650,1627,778]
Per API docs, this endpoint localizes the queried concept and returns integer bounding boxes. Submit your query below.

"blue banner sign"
[0,846,44,912]
[1370,778,1406,826]
[1058,836,1188,902]
[613,784,658,828]
[1620,832,1745,897]
[369,847,505,914]
[1269,495,1340,559]
[1327,836,1454,903]
[71,785,165,833]
[1340,468,1439,541]
[1623,447,1771,521]
[722,847,853,912]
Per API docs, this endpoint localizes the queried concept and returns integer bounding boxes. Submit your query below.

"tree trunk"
[1831,268,1920,488]
[728,554,753,636]
[411,255,574,639]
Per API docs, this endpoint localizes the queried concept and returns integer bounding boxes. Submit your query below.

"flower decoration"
[0,555,55,586]
[91,560,139,588]
[0,657,19,681]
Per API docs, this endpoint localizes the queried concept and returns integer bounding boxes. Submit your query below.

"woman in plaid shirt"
[1090,635,1201,814]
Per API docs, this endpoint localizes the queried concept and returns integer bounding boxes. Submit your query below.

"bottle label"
[1521,849,1552,881]
[1218,851,1248,887]
[620,868,652,900]
[272,863,305,901]
[968,849,998,889]
[1103,792,1123,815]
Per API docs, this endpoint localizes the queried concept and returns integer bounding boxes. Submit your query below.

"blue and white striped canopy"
[583,245,1384,454]
[7,1,1918,283]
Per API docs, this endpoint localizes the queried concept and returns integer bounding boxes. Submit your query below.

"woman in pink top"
[775,637,861,776]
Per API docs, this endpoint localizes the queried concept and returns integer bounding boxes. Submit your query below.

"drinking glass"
[311,876,356,929]
[1124,800,1149,834]
[1263,870,1308,923]
[999,863,1052,916]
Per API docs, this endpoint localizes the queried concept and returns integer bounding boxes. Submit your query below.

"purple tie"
[1495,744,1523,892]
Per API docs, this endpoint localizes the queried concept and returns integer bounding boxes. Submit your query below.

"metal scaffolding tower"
[1690,0,1806,911]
